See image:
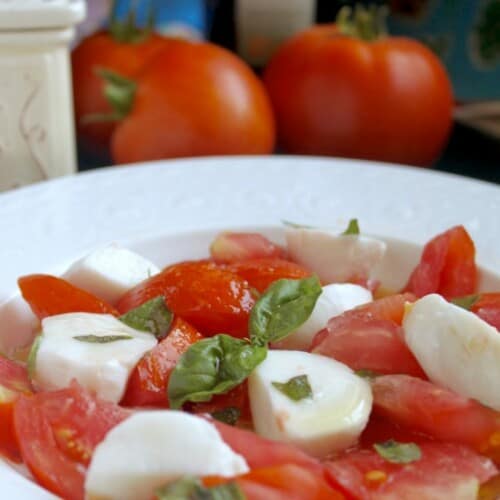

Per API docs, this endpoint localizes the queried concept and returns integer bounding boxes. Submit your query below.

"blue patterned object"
[388,0,500,101]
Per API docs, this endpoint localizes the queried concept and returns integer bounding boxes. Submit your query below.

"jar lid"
[0,0,86,30]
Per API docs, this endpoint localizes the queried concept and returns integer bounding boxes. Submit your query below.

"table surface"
[78,123,500,184]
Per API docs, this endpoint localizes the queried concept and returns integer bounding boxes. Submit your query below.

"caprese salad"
[1,221,500,500]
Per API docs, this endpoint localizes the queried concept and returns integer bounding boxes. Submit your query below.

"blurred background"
[2,0,499,190]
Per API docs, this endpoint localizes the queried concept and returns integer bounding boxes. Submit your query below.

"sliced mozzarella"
[85,411,248,500]
[404,294,500,411]
[248,350,372,458]
[33,313,157,402]
[62,244,160,304]
[285,227,386,284]
[274,284,372,350]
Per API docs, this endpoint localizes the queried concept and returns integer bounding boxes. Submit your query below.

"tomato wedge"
[13,382,128,500]
[326,442,497,500]
[117,261,255,338]
[122,317,204,407]
[0,356,31,462]
[404,225,477,299]
[204,464,343,500]
[18,274,118,319]
[470,293,500,330]
[228,258,311,293]
[210,232,286,263]
[311,294,424,377]
[371,375,500,463]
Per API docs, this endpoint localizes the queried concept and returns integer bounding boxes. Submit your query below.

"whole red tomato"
[72,26,167,156]
[263,7,453,166]
[109,39,276,163]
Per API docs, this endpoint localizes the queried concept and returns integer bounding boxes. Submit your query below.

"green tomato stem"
[336,4,389,42]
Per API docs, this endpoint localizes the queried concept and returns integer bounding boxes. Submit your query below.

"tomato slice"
[326,442,497,500]
[211,419,322,474]
[311,294,425,377]
[204,464,343,500]
[117,261,255,338]
[121,317,204,407]
[404,225,477,299]
[18,274,118,319]
[470,293,500,331]
[228,258,311,293]
[0,356,31,462]
[13,382,129,500]
[210,232,286,263]
[371,374,500,463]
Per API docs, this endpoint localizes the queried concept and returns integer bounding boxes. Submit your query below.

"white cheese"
[33,313,157,402]
[285,227,386,284]
[63,244,160,304]
[248,350,372,458]
[85,411,249,500]
[404,293,500,411]
[274,283,372,350]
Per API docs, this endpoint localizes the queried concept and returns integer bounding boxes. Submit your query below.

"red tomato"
[470,293,500,330]
[311,293,425,377]
[371,375,500,463]
[121,317,203,407]
[211,419,322,474]
[405,226,477,299]
[263,19,453,167]
[111,39,275,164]
[204,464,343,500]
[210,232,286,264]
[228,258,311,293]
[72,30,168,155]
[116,261,255,338]
[13,382,128,500]
[349,293,416,325]
[18,274,118,319]
[326,442,497,500]
[0,357,31,462]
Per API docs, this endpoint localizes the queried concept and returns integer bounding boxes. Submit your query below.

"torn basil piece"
[355,369,380,379]
[155,477,245,500]
[451,294,480,311]
[120,296,173,340]
[27,334,43,380]
[211,407,241,426]
[374,440,422,464]
[167,334,267,410]
[249,276,322,346]
[73,335,133,343]
[272,374,312,402]
[341,218,360,235]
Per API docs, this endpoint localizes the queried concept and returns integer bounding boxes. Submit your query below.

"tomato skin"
[13,382,128,500]
[311,293,424,377]
[122,317,204,407]
[204,464,343,500]
[470,293,500,330]
[111,39,275,163]
[325,442,497,500]
[405,225,477,299]
[264,25,453,166]
[228,258,311,293]
[18,274,118,319]
[371,375,500,463]
[0,357,32,462]
[72,31,168,154]
[116,261,255,338]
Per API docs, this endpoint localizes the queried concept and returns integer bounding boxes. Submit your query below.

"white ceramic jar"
[0,0,86,191]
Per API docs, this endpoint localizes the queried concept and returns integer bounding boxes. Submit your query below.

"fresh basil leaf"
[249,276,322,346]
[272,374,312,401]
[27,334,42,380]
[282,220,315,229]
[451,294,480,311]
[73,335,133,343]
[211,406,241,426]
[168,334,267,409]
[355,369,380,379]
[155,476,245,500]
[374,440,422,464]
[120,296,173,340]
[341,218,360,235]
